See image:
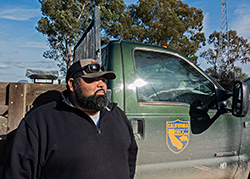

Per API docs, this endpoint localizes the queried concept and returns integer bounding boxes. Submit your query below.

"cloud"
[18,41,48,49]
[15,59,58,70]
[1,60,57,71]
[36,59,58,69]
[0,64,9,69]
[202,12,210,36]
[0,7,40,21]
[232,3,250,39]
[0,38,48,50]
[16,62,27,69]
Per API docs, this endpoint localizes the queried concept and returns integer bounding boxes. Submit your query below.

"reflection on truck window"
[134,49,216,106]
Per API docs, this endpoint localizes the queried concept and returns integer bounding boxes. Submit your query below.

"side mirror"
[232,81,250,117]
[106,89,112,102]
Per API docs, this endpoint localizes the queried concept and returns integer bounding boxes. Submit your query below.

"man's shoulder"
[108,103,129,121]
[108,103,125,115]
[25,100,59,120]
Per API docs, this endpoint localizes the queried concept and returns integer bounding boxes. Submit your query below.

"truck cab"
[101,40,250,179]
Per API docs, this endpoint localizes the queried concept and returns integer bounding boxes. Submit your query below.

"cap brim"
[80,71,116,80]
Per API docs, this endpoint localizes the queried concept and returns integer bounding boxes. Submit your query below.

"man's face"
[73,77,108,112]
[77,77,107,97]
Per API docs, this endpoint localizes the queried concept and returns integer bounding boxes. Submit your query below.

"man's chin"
[75,91,108,111]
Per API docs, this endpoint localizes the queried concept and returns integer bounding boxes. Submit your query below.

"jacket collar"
[60,90,117,114]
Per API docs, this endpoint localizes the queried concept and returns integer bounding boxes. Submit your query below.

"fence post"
[7,83,26,132]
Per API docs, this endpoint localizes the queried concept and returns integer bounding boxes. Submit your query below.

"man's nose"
[97,79,105,88]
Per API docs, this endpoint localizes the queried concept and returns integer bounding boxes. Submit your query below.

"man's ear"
[67,78,75,92]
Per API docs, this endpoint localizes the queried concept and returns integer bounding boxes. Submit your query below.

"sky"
[0,0,250,82]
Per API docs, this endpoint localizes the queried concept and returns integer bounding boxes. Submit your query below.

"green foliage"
[37,0,206,72]
[200,30,250,91]
[36,0,91,73]
[96,0,126,44]
[120,0,206,64]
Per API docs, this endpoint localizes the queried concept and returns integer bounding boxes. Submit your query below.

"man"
[2,59,138,179]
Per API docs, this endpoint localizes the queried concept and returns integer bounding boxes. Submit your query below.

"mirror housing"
[106,89,112,102]
[232,81,250,117]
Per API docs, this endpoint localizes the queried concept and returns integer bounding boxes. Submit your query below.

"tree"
[97,0,126,44]
[36,0,126,73]
[37,0,206,72]
[200,30,250,90]
[119,0,206,64]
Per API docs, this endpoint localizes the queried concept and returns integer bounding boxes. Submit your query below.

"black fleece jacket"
[2,91,138,179]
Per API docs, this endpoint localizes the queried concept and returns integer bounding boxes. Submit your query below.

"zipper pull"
[97,128,102,134]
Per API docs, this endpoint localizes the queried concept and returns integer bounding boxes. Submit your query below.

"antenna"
[219,0,230,64]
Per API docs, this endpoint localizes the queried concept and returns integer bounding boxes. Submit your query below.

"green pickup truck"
[95,40,250,179]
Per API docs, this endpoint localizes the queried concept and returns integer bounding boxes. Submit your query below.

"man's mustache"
[94,89,106,95]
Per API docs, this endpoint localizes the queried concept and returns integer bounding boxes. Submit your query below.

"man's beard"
[75,87,109,112]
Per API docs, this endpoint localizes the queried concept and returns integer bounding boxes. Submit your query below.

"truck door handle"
[129,118,144,140]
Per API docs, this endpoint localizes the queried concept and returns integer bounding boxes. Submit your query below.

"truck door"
[121,45,241,179]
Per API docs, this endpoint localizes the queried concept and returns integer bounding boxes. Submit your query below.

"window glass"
[244,78,250,94]
[133,50,216,106]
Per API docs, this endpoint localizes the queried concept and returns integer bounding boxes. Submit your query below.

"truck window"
[133,49,216,107]
[244,77,250,94]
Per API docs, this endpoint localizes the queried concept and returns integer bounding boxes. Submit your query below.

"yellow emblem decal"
[166,119,190,154]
